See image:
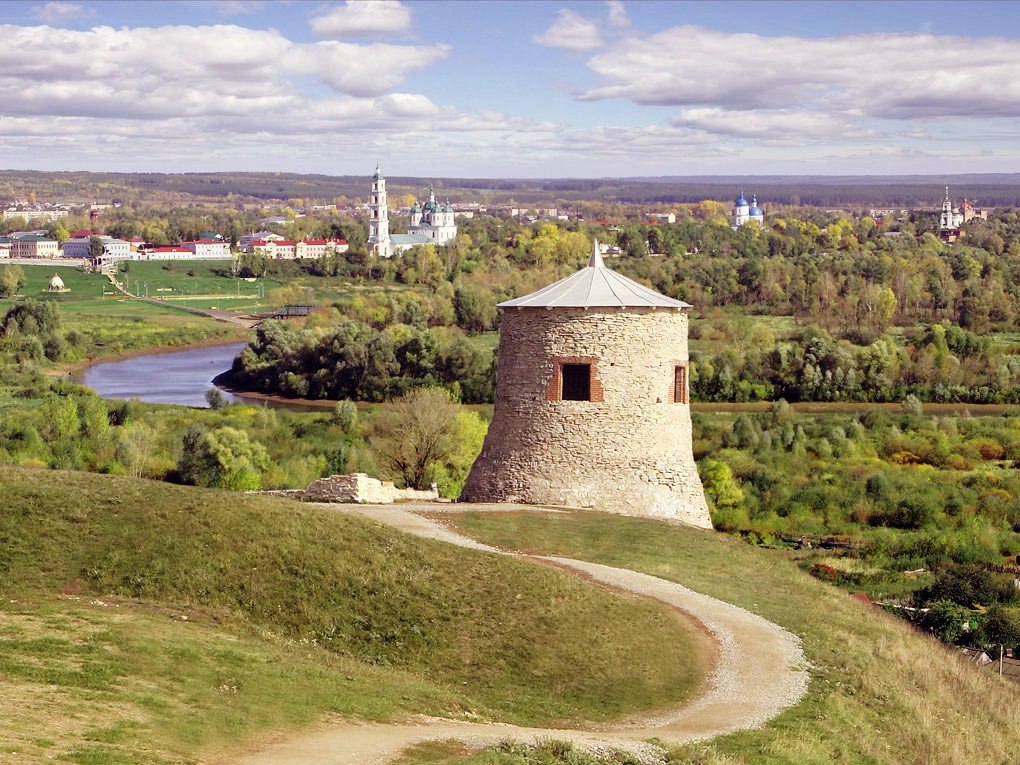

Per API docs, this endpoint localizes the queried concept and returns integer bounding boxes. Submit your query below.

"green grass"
[0,264,110,307]
[0,596,465,764]
[445,511,1020,765]
[0,466,707,762]
[1,265,246,360]
[118,260,279,296]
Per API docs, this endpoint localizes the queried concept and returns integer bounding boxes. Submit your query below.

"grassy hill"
[446,511,1020,765]
[0,466,705,763]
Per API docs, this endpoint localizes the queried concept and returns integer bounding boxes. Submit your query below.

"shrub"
[331,400,358,432]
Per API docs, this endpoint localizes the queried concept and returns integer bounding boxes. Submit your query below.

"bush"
[331,400,358,432]
[177,425,269,490]
[205,387,227,410]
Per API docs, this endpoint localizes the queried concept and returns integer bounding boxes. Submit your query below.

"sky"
[3,0,1020,178]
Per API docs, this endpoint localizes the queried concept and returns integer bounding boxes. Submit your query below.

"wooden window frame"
[673,363,688,404]
[546,356,604,402]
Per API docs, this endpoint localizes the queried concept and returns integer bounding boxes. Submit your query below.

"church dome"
[735,193,749,207]
[47,273,65,291]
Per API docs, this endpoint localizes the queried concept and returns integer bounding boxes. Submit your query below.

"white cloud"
[672,107,872,143]
[0,23,447,113]
[286,41,450,97]
[532,9,603,52]
[606,1,629,28]
[29,2,93,24]
[310,1,412,39]
[580,26,1020,121]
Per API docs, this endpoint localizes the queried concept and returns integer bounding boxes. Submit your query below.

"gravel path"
[230,505,809,764]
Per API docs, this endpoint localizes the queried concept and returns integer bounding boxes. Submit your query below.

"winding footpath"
[232,505,809,764]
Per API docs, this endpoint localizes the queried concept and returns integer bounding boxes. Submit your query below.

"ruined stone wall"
[460,307,711,528]
[303,473,439,504]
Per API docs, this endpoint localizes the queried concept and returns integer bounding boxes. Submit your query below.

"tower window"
[546,356,603,402]
[561,364,591,401]
[673,364,688,404]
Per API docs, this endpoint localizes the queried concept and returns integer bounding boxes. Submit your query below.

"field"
[1,265,247,360]
[116,260,279,312]
[0,264,109,307]
[0,466,707,764]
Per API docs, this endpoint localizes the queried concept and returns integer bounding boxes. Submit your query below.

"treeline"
[221,207,1020,404]
[227,319,495,403]
[691,322,1020,404]
[698,404,1020,564]
[4,169,1020,206]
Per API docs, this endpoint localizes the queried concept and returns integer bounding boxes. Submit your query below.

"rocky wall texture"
[303,473,439,504]
[460,307,711,528]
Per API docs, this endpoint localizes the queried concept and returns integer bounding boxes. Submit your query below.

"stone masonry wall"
[303,473,439,504]
[460,307,711,528]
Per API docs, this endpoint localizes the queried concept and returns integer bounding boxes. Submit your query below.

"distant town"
[0,169,1005,272]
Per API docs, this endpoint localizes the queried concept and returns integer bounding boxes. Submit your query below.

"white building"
[367,166,459,257]
[295,238,349,258]
[62,236,131,260]
[732,193,765,229]
[238,231,284,249]
[46,273,67,292]
[367,164,392,258]
[183,239,231,258]
[239,237,348,259]
[408,185,458,245]
[140,245,227,261]
[11,235,59,258]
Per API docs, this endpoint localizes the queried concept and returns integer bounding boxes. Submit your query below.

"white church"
[367,165,457,258]
[732,192,765,229]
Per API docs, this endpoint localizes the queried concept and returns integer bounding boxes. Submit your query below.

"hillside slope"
[0,467,707,763]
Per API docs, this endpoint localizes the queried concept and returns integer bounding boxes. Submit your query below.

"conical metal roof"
[498,240,691,310]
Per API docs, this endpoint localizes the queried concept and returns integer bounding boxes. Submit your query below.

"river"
[81,342,248,408]
[79,342,1014,417]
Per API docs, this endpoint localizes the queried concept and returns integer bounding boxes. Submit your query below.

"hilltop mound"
[0,466,706,763]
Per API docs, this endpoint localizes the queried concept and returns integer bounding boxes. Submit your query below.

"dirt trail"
[230,506,809,764]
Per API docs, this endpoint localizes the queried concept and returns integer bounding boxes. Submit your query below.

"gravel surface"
[230,505,809,765]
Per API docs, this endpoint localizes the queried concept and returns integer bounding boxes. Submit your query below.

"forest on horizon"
[4,169,1020,207]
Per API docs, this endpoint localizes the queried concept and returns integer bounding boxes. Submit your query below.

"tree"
[373,388,460,490]
[980,605,1020,653]
[453,283,497,334]
[0,265,25,298]
[331,399,358,432]
[88,235,106,259]
[699,458,744,508]
[205,387,227,410]
[177,425,269,490]
[116,422,156,478]
[429,409,487,497]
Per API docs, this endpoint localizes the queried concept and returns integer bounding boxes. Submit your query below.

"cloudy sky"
[3,0,1020,177]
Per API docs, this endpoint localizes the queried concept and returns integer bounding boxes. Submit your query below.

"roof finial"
[588,239,605,268]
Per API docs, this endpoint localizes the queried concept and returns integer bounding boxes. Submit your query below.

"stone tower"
[460,241,711,528]
[367,163,391,258]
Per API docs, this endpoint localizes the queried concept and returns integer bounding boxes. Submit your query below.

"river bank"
[78,341,249,408]
[61,333,251,377]
[73,339,1020,417]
